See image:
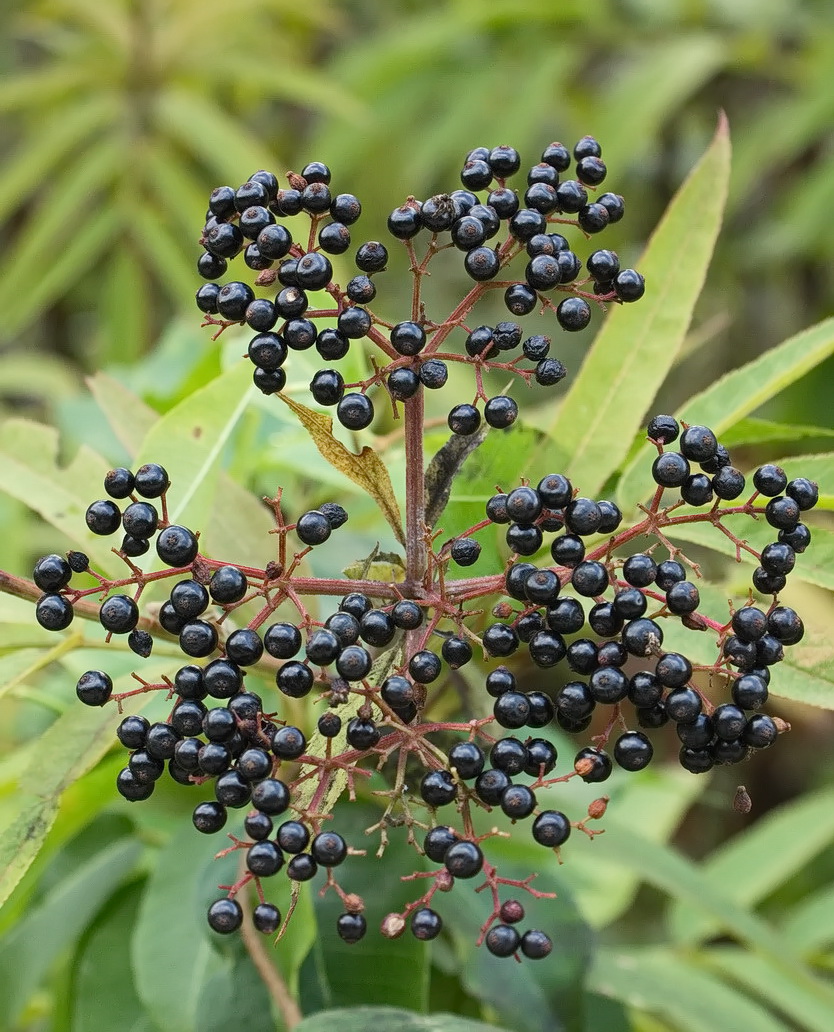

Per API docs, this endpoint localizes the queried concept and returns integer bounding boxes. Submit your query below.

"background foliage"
[1,1,834,1030]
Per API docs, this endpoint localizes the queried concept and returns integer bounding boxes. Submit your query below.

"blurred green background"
[2,1,834,1030]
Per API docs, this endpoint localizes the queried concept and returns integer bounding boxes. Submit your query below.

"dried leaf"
[278,394,405,546]
[424,424,489,528]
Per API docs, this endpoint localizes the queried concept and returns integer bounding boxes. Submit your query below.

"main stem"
[404,391,427,592]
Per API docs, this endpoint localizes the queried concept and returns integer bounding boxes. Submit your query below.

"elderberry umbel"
[26,125,820,964]
[195,138,645,437]
[31,407,817,960]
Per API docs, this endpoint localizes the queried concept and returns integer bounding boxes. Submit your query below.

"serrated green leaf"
[0,838,141,1024]
[0,669,146,910]
[296,1009,510,1032]
[668,788,834,947]
[540,113,731,495]
[682,327,834,444]
[590,948,785,1032]
[757,623,834,708]
[705,947,834,1032]
[617,319,834,511]
[664,512,834,594]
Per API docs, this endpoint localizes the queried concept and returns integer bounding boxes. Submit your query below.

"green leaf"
[194,953,276,1032]
[299,808,430,1014]
[295,1009,510,1032]
[440,834,592,1032]
[0,203,119,339]
[783,884,834,953]
[705,947,834,1032]
[681,326,834,444]
[554,766,707,928]
[134,359,255,542]
[132,823,234,1032]
[72,883,155,1032]
[668,788,834,947]
[86,372,158,456]
[0,636,85,704]
[617,318,834,510]
[0,418,125,575]
[0,838,141,1024]
[0,65,95,113]
[580,820,834,1014]
[99,247,149,368]
[662,514,834,594]
[129,199,198,308]
[764,453,834,509]
[0,350,78,406]
[595,36,727,173]
[762,621,834,709]
[278,394,405,547]
[0,693,141,909]
[156,88,274,183]
[293,646,402,816]
[0,96,116,224]
[720,417,834,449]
[590,948,785,1032]
[539,112,731,495]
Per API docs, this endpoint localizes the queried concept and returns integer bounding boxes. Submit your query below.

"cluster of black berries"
[195,138,644,438]
[37,465,572,956]
[33,411,818,965]
[447,139,644,323]
[34,464,348,662]
[434,414,812,777]
[647,414,814,592]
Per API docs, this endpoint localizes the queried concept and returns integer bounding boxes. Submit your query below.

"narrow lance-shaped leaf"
[538,112,731,494]
[704,948,834,1032]
[278,394,405,546]
[590,948,785,1032]
[617,318,834,510]
[0,684,144,909]
[668,788,834,947]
